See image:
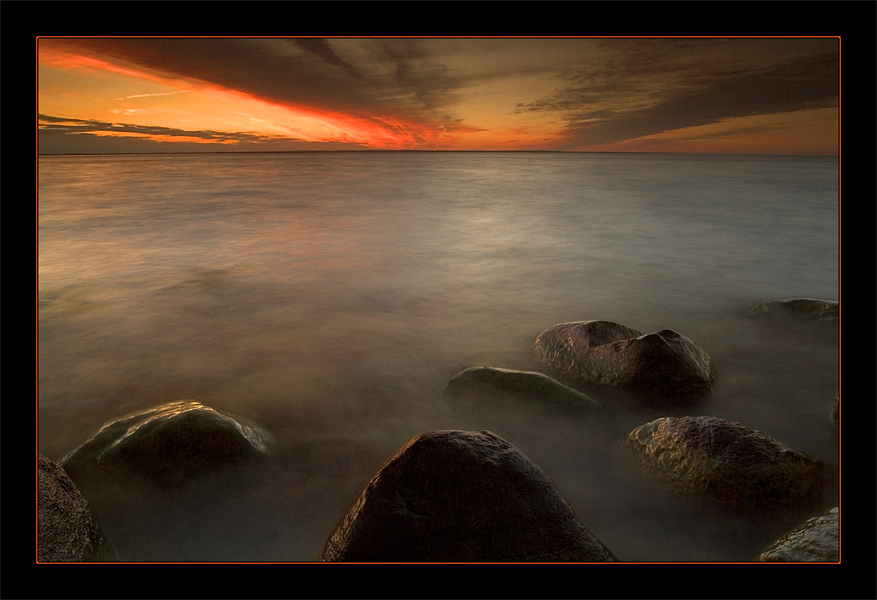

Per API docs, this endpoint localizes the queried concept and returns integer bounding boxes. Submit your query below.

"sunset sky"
[37,37,840,155]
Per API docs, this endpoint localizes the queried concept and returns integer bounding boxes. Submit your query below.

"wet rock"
[38,454,114,562]
[534,320,717,401]
[625,416,833,509]
[320,429,618,562]
[60,400,271,488]
[759,507,839,562]
[444,366,605,419]
[750,298,839,326]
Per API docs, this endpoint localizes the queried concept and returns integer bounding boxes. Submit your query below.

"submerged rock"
[534,320,717,401]
[320,429,618,562]
[625,416,833,509]
[444,366,605,418]
[759,507,839,562]
[38,454,114,562]
[750,298,839,326]
[60,400,271,488]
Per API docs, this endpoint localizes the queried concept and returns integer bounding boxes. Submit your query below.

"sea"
[37,151,840,562]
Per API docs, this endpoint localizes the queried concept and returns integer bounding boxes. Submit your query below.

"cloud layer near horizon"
[38,37,840,154]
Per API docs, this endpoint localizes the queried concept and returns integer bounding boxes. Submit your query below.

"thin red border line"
[836,33,841,565]
[36,34,843,39]
[35,35,843,566]
[35,33,41,567]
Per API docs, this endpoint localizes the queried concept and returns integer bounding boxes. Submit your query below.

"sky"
[37,37,840,155]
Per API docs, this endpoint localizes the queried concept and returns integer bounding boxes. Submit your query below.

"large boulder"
[534,320,717,401]
[320,429,618,562]
[60,400,271,488]
[759,507,839,562]
[625,416,834,509]
[38,454,114,562]
[443,366,605,419]
[750,298,839,327]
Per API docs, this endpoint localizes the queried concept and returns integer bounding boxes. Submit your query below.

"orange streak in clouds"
[88,131,240,145]
[39,42,181,88]
[40,40,450,150]
[206,87,448,149]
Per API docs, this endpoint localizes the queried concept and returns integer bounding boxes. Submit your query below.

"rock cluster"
[38,401,271,562]
[320,429,618,562]
[37,454,114,562]
[59,400,271,488]
[444,365,605,418]
[533,320,717,401]
[759,507,839,562]
[750,298,839,326]
[38,297,839,563]
[624,416,833,509]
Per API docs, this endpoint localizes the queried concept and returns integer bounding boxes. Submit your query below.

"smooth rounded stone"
[443,366,606,419]
[750,298,839,326]
[534,320,717,401]
[759,507,839,562]
[625,416,834,509]
[60,400,271,488]
[38,454,114,562]
[320,429,619,562]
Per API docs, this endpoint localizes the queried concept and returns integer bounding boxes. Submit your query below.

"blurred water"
[37,151,839,562]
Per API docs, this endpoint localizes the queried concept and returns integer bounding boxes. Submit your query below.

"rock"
[831,393,839,427]
[759,507,839,562]
[534,320,717,401]
[60,400,271,488]
[38,454,114,562]
[320,429,618,562]
[625,416,834,509]
[443,366,605,418]
[750,298,839,326]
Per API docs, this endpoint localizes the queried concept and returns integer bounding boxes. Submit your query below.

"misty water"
[37,151,839,562]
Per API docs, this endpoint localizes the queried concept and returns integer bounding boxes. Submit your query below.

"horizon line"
[37,149,840,158]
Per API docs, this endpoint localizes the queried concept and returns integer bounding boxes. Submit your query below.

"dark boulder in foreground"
[60,400,271,488]
[38,454,114,562]
[759,507,839,562]
[625,416,833,509]
[444,366,605,419]
[534,320,717,401]
[320,429,618,562]
[750,298,839,327]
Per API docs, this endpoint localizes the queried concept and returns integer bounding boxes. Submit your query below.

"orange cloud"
[39,40,451,150]
[86,130,241,145]
[39,40,183,88]
[579,107,839,155]
[38,37,840,155]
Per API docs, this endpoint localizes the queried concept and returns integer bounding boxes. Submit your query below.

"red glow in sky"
[38,37,840,155]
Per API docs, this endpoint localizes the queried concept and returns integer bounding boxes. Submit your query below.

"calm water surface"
[37,152,840,562]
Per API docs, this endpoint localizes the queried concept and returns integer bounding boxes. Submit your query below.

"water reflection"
[38,152,839,562]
